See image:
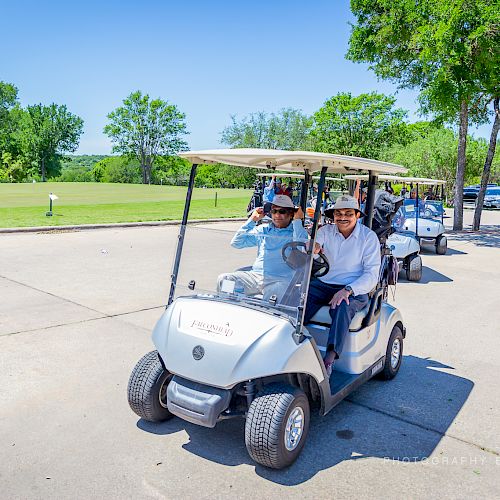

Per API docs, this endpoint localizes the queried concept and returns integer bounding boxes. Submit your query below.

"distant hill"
[60,155,109,169]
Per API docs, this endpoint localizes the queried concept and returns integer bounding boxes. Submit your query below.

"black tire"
[377,325,403,380]
[436,234,447,255]
[127,350,174,422]
[245,383,310,469]
[405,254,422,282]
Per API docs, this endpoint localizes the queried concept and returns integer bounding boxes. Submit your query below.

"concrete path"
[1,209,499,499]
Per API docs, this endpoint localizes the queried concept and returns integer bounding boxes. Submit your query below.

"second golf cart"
[127,149,408,469]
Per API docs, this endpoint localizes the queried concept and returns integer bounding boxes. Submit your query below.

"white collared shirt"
[315,222,381,296]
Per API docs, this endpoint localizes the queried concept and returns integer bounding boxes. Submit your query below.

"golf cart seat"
[307,286,384,333]
[308,304,369,331]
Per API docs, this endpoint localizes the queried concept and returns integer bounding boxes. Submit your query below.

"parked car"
[463,186,479,201]
[477,187,500,208]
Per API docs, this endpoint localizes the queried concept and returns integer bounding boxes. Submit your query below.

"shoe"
[324,359,334,377]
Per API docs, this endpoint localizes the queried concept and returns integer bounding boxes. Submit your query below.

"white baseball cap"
[271,195,295,209]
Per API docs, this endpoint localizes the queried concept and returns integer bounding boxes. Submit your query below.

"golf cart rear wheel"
[436,235,447,255]
[127,350,174,422]
[245,383,310,469]
[377,325,403,380]
[406,254,422,282]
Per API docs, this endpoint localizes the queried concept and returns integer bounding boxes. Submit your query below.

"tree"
[221,108,313,150]
[0,82,19,155]
[104,91,188,185]
[382,126,489,201]
[473,97,500,230]
[20,104,84,181]
[347,0,500,230]
[311,92,408,158]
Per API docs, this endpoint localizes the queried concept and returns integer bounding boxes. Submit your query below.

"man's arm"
[348,231,381,296]
[292,207,308,242]
[231,209,263,248]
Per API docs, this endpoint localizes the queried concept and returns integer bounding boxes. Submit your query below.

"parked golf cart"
[127,148,407,469]
[394,177,448,256]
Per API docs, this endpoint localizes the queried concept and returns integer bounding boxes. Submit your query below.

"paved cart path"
[1,210,499,499]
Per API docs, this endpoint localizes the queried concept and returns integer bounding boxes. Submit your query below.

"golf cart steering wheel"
[281,241,330,278]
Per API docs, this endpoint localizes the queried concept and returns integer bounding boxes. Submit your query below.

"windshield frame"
[167,158,380,343]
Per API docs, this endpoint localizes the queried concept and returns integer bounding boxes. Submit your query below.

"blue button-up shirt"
[231,219,308,279]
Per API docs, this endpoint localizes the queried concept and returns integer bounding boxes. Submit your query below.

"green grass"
[0,182,252,228]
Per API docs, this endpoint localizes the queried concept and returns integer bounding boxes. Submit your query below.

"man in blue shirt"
[218,195,308,301]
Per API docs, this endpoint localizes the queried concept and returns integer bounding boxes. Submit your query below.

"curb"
[0,217,248,234]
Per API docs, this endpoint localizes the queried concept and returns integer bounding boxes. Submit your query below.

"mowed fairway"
[0,182,252,227]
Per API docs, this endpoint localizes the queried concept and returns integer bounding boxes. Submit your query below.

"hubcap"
[391,338,401,369]
[284,406,305,451]
[158,375,170,408]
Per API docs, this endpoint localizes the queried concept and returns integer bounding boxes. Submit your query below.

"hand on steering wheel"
[281,241,330,278]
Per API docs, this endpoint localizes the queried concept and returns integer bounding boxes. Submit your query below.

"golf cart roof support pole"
[300,169,311,213]
[415,183,419,238]
[294,166,328,344]
[168,163,198,306]
[363,171,378,229]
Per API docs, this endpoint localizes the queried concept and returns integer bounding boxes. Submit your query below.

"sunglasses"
[270,208,292,215]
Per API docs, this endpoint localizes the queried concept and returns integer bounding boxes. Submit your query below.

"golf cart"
[393,177,447,256]
[127,149,407,469]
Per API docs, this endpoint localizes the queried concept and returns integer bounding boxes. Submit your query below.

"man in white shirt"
[304,195,381,376]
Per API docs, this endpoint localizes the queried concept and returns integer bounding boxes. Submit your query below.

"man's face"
[271,205,293,228]
[333,208,359,234]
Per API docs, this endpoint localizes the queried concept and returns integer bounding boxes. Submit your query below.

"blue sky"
[0,0,491,154]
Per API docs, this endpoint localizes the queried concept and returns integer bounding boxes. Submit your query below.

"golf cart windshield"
[174,221,315,320]
[173,149,407,323]
[393,199,443,224]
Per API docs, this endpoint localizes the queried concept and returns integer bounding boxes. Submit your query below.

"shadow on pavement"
[447,225,500,249]
[419,243,467,256]
[137,355,473,485]
[399,266,453,284]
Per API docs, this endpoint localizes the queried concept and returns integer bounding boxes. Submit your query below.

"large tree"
[347,0,500,230]
[0,82,19,155]
[382,126,491,201]
[104,91,188,184]
[20,103,84,181]
[221,108,313,150]
[311,92,408,158]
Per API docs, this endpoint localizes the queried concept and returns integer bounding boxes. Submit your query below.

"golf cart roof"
[256,172,343,182]
[178,148,407,175]
[344,174,446,185]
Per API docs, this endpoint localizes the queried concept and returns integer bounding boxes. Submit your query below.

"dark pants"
[304,279,369,357]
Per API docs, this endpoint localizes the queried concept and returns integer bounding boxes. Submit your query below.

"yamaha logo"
[192,345,205,360]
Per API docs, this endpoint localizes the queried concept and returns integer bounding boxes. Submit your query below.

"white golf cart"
[394,177,447,256]
[127,149,407,469]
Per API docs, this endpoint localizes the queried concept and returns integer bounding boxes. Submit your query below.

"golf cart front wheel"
[436,235,447,255]
[406,254,422,282]
[245,384,310,469]
[377,325,403,380]
[127,350,174,422]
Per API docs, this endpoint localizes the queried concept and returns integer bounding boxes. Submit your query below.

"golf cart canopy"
[178,148,407,175]
[344,174,445,185]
